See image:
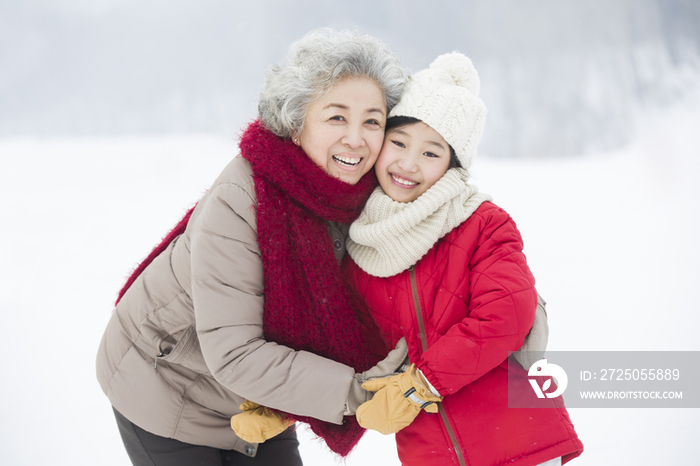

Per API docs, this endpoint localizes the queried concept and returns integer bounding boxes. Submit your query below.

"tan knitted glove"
[356,364,442,435]
[230,401,293,443]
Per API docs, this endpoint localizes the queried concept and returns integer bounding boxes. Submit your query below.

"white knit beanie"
[389,52,486,170]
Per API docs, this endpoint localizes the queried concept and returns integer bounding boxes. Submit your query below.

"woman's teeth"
[333,155,361,166]
[392,174,417,186]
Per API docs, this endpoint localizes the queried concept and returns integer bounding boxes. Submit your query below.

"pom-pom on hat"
[389,52,486,170]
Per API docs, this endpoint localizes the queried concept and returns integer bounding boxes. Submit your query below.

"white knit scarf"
[347,168,492,278]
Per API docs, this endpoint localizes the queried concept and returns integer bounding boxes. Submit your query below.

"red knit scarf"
[240,120,377,456]
[117,120,378,456]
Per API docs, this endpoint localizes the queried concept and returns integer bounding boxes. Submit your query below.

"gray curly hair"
[258,28,405,139]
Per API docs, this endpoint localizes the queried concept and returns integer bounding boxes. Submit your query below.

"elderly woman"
[96,28,406,466]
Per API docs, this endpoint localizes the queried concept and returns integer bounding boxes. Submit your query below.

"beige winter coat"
[96,156,355,457]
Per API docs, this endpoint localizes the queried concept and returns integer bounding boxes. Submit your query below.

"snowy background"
[1,1,699,465]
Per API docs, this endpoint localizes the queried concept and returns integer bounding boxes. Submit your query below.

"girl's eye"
[424,151,439,158]
[391,140,406,148]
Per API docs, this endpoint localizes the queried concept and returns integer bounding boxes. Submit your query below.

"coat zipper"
[154,324,191,369]
[409,266,467,466]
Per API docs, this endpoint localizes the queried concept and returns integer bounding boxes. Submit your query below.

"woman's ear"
[291,130,301,146]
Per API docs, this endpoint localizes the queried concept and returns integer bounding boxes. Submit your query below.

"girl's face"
[375,122,452,203]
[296,76,386,185]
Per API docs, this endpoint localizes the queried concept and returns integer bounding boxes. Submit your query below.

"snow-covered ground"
[1,99,698,465]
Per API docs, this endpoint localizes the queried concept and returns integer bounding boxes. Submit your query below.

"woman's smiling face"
[296,76,387,185]
[375,121,452,203]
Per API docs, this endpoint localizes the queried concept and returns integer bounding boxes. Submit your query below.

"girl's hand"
[355,364,442,435]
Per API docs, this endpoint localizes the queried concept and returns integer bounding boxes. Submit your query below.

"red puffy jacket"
[345,202,583,466]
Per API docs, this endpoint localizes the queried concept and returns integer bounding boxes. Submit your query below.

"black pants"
[114,408,304,466]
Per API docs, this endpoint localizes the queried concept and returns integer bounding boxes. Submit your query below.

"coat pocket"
[155,325,199,368]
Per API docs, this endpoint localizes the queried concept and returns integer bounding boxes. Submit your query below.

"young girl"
[345,53,584,466]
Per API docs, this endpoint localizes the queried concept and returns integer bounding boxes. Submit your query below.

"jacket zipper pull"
[154,352,164,369]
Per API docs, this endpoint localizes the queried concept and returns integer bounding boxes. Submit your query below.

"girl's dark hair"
[385,116,462,169]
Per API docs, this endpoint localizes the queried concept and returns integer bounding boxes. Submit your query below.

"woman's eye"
[365,119,381,126]
[391,140,406,148]
[329,115,345,122]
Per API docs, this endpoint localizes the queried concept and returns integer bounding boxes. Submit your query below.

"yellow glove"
[356,364,443,435]
[230,401,294,443]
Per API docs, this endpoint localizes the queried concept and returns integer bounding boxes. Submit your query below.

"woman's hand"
[344,337,409,415]
[230,401,294,443]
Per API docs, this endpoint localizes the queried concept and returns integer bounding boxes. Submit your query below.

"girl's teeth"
[333,155,361,166]
[392,174,417,186]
